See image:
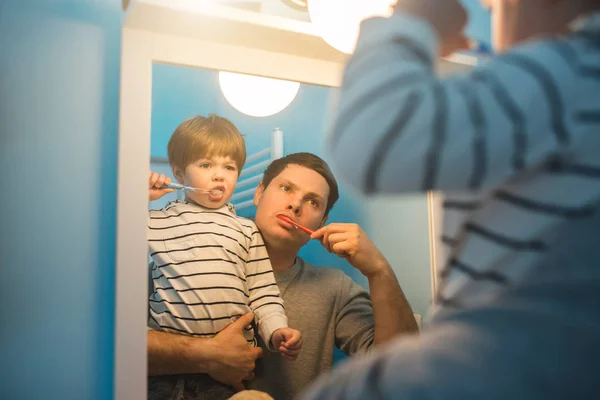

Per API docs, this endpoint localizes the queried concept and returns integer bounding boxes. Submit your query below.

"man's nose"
[287,201,301,216]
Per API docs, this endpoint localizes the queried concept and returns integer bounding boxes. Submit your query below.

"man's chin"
[265,227,305,247]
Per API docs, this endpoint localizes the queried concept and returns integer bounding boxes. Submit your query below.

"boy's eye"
[308,199,319,208]
[199,163,210,168]
[225,165,237,171]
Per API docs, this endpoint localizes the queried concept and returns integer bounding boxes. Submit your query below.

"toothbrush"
[468,39,493,56]
[277,215,314,235]
[161,183,221,194]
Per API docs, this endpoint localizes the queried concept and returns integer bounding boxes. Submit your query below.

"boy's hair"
[168,114,246,173]
[262,152,339,217]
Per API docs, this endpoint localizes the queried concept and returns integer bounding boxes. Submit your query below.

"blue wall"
[0,1,121,398]
[462,0,492,45]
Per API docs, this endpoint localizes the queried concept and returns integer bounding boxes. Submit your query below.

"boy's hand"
[271,328,302,361]
[149,171,175,201]
[393,0,469,56]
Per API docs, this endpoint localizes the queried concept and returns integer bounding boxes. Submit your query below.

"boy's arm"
[328,10,575,195]
[245,229,288,350]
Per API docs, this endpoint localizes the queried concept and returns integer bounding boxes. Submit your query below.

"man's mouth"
[276,214,314,235]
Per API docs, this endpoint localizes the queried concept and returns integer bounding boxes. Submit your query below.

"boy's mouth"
[208,186,225,196]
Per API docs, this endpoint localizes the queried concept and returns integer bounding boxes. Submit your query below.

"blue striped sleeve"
[328,13,576,194]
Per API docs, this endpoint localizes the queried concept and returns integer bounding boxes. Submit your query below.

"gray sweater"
[248,257,375,399]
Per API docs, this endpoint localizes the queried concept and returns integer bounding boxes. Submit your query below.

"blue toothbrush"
[161,183,221,195]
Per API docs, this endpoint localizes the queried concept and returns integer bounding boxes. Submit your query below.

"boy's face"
[253,164,330,250]
[174,155,239,209]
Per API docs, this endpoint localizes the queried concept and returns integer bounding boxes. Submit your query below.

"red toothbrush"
[276,215,314,235]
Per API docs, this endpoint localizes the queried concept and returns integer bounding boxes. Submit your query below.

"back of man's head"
[262,152,339,216]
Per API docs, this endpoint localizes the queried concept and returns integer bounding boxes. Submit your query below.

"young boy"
[303,0,600,398]
[147,115,301,399]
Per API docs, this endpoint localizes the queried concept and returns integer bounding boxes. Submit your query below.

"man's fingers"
[320,233,332,253]
[311,224,347,238]
[331,242,353,258]
[310,226,326,239]
[228,313,255,332]
[326,232,351,246]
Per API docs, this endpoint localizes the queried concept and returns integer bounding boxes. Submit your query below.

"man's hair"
[168,114,246,173]
[262,152,339,216]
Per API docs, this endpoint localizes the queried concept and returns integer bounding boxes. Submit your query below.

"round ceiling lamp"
[218,72,300,118]
[307,0,395,54]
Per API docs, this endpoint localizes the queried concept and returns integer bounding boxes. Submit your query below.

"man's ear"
[172,165,185,184]
[253,183,265,207]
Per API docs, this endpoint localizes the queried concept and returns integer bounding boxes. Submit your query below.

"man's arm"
[147,313,263,391]
[312,223,418,348]
[147,330,214,376]
[366,258,419,344]
[328,1,570,196]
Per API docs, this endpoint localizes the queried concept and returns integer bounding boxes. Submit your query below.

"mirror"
[149,62,367,283]
[117,2,475,398]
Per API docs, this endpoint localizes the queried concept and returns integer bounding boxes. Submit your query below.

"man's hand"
[149,171,175,201]
[394,0,469,56]
[208,313,263,391]
[311,223,389,278]
[271,327,303,361]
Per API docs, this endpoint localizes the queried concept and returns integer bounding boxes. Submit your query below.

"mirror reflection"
[146,63,425,400]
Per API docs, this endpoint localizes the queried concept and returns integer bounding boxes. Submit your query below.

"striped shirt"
[148,200,287,347]
[328,12,600,313]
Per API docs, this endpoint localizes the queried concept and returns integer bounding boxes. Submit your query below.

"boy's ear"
[172,165,185,184]
[253,183,265,207]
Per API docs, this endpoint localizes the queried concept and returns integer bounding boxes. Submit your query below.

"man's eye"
[281,185,290,192]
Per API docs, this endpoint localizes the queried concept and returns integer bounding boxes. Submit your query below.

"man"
[301,0,600,398]
[147,152,418,399]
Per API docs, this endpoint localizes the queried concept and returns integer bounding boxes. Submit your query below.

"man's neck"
[265,243,300,272]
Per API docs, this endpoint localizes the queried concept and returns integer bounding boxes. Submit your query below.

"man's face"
[253,164,330,249]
